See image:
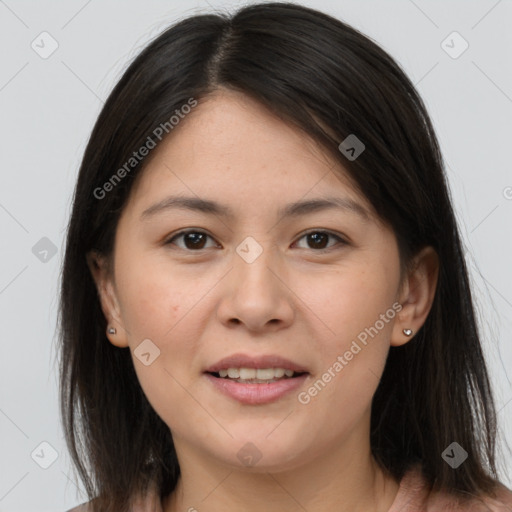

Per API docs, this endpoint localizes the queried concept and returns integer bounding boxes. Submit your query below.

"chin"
[206,431,311,473]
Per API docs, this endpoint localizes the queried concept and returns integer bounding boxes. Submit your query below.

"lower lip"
[204,373,309,405]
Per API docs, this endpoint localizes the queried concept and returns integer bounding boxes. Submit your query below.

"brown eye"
[293,230,347,251]
[166,230,216,250]
[165,229,347,253]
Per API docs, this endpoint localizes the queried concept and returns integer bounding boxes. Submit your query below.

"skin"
[87,89,439,512]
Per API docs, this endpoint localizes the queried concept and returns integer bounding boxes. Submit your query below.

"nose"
[216,238,295,333]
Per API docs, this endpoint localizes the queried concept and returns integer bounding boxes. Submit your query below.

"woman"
[60,2,512,511]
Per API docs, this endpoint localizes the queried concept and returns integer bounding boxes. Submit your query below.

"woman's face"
[91,89,417,472]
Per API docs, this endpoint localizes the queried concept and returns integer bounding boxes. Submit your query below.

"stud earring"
[108,326,117,335]
[403,328,413,336]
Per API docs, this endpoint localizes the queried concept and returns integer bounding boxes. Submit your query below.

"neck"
[163,431,399,512]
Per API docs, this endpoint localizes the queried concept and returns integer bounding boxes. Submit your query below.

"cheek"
[114,250,201,340]
[301,263,396,350]
[296,273,395,434]
[119,268,206,432]
[295,260,398,417]
[114,253,211,375]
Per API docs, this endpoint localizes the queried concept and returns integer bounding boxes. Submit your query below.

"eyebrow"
[140,195,371,222]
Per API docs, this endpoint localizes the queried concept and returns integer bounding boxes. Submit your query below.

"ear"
[391,246,439,347]
[86,250,129,348]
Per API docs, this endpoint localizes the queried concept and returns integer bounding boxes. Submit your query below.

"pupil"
[185,233,206,249]
[309,232,327,249]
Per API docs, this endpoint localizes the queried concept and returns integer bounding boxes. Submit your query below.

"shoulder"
[390,464,512,512]
[488,484,512,510]
[427,483,512,511]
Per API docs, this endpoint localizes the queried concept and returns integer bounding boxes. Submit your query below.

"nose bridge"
[233,233,279,288]
[215,232,294,330]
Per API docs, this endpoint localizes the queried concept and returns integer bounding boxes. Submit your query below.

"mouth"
[204,354,310,404]
[206,367,308,384]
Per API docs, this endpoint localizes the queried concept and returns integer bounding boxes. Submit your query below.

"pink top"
[67,465,512,511]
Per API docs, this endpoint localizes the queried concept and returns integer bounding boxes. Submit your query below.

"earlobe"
[391,246,439,347]
[105,324,129,348]
[86,250,129,348]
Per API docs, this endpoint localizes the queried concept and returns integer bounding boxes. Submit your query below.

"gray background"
[0,0,511,510]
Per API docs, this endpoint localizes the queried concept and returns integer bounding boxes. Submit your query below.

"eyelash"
[164,229,348,253]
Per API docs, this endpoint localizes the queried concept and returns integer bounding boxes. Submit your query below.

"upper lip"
[205,353,309,373]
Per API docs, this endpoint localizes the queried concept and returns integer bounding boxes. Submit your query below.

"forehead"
[124,89,376,221]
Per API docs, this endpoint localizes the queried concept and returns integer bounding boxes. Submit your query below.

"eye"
[165,229,217,251]
[292,230,347,251]
[165,229,347,252]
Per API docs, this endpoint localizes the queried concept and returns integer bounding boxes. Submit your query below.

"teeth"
[239,368,256,379]
[256,368,274,380]
[215,367,299,380]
